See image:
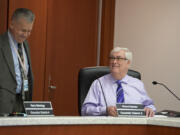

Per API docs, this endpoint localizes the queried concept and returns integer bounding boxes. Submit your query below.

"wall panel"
[0,0,8,34]
[5,0,115,115]
[44,0,99,115]
[100,0,115,66]
[114,0,180,111]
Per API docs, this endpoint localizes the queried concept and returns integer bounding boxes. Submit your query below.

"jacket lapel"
[23,41,34,91]
[1,32,16,80]
[23,41,31,65]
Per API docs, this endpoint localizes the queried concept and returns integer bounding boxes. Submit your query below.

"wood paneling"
[148,125,180,134]
[8,0,48,100]
[0,125,147,135]
[44,0,99,115]
[5,0,115,116]
[0,0,8,34]
[0,124,180,135]
[100,0,115,66]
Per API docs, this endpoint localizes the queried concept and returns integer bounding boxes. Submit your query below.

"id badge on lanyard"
[23,75,29,92]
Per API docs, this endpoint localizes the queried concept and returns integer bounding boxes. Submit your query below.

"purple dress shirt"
[81,73,156,116]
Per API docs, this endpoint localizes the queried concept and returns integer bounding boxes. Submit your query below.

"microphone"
[152,81,180,101]
[97,79,108,109]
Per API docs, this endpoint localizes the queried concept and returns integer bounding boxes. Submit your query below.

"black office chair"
[78,66,141,115]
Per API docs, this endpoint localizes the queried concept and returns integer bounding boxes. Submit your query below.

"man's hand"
[144,107,154,117]
[107,106,118,117]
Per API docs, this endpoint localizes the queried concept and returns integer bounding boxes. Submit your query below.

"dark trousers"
[13,94,25,113]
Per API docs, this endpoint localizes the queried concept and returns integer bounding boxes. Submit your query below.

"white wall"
[114,0,180,111]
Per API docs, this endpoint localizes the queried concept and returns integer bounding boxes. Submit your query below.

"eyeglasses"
[109,56,127,61]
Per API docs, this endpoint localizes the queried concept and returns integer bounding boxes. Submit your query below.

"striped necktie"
[116,80,124,103]
[17,43,25,100]
[18,43,24,63]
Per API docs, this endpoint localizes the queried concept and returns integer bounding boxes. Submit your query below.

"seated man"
[81,47,156,117]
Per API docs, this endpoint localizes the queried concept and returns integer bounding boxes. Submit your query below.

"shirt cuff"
[100,106,107,115]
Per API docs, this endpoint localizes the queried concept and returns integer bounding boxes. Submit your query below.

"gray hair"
[110,47,133,62]
[11,8,35,23]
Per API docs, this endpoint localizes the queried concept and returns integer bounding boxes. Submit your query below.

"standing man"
[81,47,156,117]
[0,8,35,114]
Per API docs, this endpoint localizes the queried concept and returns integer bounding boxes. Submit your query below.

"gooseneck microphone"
[152,81,180,101]
[98,79,108,109]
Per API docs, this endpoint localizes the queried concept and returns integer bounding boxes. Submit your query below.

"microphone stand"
[152,81,180,117]
[152,81,180,101]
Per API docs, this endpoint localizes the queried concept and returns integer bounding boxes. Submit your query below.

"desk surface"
[0,116,180,128]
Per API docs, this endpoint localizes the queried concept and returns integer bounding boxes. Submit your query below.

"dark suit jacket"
[0,32,34,114]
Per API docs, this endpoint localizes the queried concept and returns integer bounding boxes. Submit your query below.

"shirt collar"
[8,30,18,47]
[110,73,129,84]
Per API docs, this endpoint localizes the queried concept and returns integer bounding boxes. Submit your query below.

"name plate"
[117,110,145,116]
[24,101,54,116]
[116,103,145,117]
[116,104,144,109]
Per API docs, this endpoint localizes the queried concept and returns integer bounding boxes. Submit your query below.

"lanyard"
[10,40,28,77]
